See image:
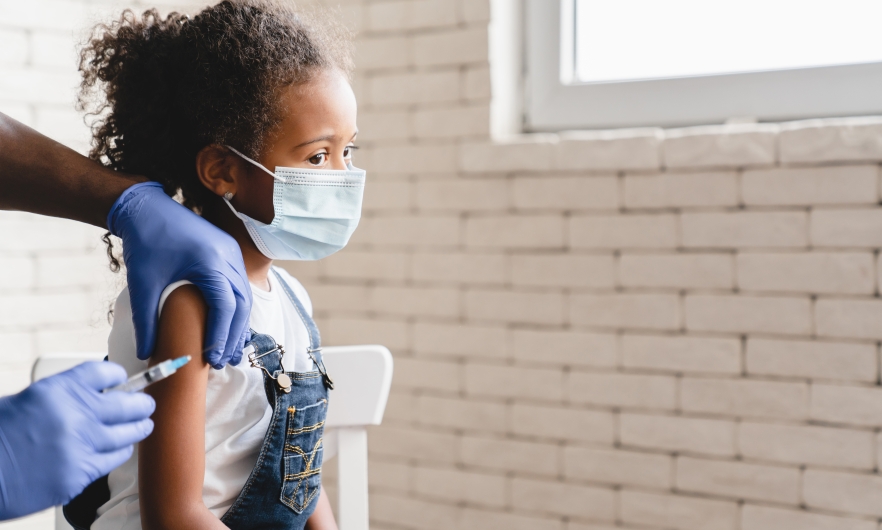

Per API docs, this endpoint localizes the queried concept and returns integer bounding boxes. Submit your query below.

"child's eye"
[308,153,327,166]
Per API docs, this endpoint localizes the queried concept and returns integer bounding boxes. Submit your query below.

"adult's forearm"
[0,112,145,228]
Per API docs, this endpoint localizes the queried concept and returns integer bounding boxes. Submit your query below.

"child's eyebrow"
[294,131,359,149]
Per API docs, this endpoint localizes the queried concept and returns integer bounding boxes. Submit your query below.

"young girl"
[76,2,361,529]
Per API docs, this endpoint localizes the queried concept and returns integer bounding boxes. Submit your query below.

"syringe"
[105,355,192,393]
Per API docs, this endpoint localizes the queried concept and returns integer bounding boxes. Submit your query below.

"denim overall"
[222,269,332,529]
[62,269,332,530]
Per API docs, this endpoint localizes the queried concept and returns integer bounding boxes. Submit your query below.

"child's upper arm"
[138,285,222,529]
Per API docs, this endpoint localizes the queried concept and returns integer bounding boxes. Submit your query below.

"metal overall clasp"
[247,344,292,393]
[307,347,334,390]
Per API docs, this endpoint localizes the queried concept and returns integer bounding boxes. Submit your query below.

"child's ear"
[195,144,242,197]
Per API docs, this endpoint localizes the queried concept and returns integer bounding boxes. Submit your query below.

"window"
[525,0,882,131]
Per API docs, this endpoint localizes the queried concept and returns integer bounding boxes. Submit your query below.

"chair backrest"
[322,345,393,427]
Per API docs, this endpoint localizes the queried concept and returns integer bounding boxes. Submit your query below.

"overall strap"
[271,268,333,388]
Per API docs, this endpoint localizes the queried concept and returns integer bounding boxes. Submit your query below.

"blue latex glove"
[0,362,155,520]
[108,181,252,368]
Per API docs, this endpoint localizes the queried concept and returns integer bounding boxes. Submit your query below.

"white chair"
[32,345,393,530]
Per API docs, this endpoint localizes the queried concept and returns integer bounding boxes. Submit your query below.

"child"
[77,2,361,529]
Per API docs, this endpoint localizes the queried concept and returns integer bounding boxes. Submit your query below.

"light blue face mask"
[224,145,366,261]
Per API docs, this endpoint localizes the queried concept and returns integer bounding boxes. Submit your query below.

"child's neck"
[201,197,274,292]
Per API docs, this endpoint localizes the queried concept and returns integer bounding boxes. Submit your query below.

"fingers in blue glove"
[89,446,135,481]
[93,392,156,424]
[92,419,154,453]
[68,361,128,391]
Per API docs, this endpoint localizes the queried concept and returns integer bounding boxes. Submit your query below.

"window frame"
[524,0,882,132]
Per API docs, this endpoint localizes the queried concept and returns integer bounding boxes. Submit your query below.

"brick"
[411,252,506,285]
[816,298,882,340]
[413,106,490,139]
[622,334,741,375]
[511,329,617,368]
[413,322,507,359]
[416,179,508,211]
[462,65,491,100]
[460,509,563,530]
[414,467,505,508]
[393,357,460,393]
[369,285,460,318]
[308,284,371,314]
[465,215,564,249]
[0,212,95,252]
[623,171,739,208]
[321,250,409,282]
[0,292,89,327]
[512,175,618,211]
[365,1,410,32]
[681,211,808,249]
[382,390,418,423]
[0,29,28,66]
[676,456,799,504]
[460,137,556,173]
[739,422,873,469]
[355,36,410,70]
[557,128,662,171]
[803,469,882,517]
[461,0,492,23]
[461,436,559,475]
[0,0,87,31]
[619,252,734,289]
[511,478,616,520]
[465,362,564,401]
[413,27,488,66]
[680,378,809,420]
[663,123,778,168]
[362,180,412,211]
[620,491,738,530]
[570,214,678,249]
[811,384,882,427]
[746,338,877,383]
[779,117,882,164]
[465,289,565,325]
[737,252,874,295]
[811,209,882,247]
[369,460,411,491]
[685,294,812,335]
[570,293,681,331]
[368,143,458,174]
[620,413,736,456]
[357,109,410,142]
[368,215,460,246]
[741,505,876,530]
[369,426,459,464]
[742,165,878,206]
[30,30,77,69]
[418,395,506,433]
[563,446,672,488]
[510,403,615,444]
[511,254,616,289]
[0,256,35,291]
[371,492,459,530]
[568,371,677,410]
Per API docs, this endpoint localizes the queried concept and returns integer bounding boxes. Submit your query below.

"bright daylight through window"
[524,0,882,131]
[574,0,882,83]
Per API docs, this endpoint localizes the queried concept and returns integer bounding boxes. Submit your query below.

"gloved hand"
[108,181,252,368]
[0,362,155,520]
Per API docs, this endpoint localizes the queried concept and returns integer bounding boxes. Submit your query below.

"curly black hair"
[78,0,353,271]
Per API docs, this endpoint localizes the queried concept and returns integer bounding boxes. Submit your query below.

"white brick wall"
[8,1,882,529]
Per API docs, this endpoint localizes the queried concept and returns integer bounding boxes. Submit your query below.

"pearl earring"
[224,192,233,200]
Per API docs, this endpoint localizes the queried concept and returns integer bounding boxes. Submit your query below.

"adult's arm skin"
[0,112,144,227]
[0,112,252,368]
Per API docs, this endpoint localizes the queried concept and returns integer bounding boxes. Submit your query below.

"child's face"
[235,68,358,225]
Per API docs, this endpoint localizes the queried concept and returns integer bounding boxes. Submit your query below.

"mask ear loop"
[225,145,284,181]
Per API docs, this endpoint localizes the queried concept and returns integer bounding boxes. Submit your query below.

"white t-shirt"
[93,267,316,530]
